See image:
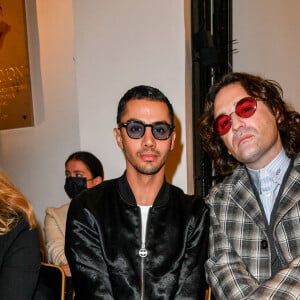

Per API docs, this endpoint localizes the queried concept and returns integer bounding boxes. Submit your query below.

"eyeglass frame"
[213,96,261,136]
[118,120,175,140]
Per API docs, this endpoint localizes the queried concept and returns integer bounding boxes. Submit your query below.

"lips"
[140,151,159,162]
[232,127,256,147]
[141,154,156,161]
[237,134,254,146]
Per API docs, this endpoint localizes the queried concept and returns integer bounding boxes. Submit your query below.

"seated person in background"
[0,169,40,300]
[198,72,300,299]
[44,151,104,277]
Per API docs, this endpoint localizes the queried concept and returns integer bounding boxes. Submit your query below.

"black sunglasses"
[118,120,174,140]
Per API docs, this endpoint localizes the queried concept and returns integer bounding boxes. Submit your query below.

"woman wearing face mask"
[44,151,104,279]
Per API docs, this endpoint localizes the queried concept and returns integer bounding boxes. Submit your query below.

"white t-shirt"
[139,205,151,245]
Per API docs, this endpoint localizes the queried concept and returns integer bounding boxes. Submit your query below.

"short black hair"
[116,85,174,125]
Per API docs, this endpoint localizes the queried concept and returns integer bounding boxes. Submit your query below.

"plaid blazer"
[205,153,300,300]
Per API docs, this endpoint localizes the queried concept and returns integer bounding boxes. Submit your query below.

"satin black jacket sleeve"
[65,193,114,300]
[0,217,41,300]
[174,198,209,299]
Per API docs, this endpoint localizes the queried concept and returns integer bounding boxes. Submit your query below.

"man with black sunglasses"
[65,85,209,300]
[198,72,300,299]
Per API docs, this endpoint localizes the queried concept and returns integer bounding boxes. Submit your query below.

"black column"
[191,0,233,197]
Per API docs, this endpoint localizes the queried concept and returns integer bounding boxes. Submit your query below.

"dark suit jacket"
[0,216,41,300]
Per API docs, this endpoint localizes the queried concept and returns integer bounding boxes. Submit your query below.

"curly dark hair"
[198,72,300,176]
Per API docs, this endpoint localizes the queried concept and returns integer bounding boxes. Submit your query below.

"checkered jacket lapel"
[275,156,300,224]
[228,168,266,231]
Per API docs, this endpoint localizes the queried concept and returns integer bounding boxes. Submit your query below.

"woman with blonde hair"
[0,169,40,300]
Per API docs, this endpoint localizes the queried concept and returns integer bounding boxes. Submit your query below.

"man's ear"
[170,131,176,151]
[114,127,124,149]
[275,108,283,124]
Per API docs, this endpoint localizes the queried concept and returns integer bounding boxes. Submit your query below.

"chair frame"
[41,262,66,300]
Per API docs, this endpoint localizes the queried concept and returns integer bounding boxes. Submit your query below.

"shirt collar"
[117,172,169,207]
[247,148,290,189]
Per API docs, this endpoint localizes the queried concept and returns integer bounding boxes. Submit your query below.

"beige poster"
[0,0,34,130]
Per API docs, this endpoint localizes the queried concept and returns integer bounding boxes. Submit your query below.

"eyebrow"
[121,118,171,124]
[214,100,239,118]
[65,170,85,174]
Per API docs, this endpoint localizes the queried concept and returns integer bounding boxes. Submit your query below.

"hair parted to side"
[0,169,37,234]
[198,72,300,176]
[65,151,104,179]
[116,85,174,125]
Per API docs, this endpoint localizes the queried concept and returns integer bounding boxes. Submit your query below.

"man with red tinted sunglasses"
[198,72,300,299]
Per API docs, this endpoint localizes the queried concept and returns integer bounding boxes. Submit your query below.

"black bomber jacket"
[65,174,209,300]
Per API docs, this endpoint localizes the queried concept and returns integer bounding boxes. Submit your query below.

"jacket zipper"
[138,207,149,300]
[139,244,147,300]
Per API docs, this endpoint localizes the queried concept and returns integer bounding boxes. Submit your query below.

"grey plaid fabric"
[205,153,300,300]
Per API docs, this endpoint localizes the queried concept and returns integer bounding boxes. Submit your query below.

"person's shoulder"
[168,183,206,208]
[294,152,300,166]
[72,177,120,206]
[95,177,119,191]
[168,183,191,198]
[67,177,120,218]
[288,152,300,178]
[85,177,119,196]
[3,215,36,241]
[46,202,70,215]
[14,215,30,231]
[167,183,187,200]
[205,165,247,203]
[212,164,246,189]
[0,216,40,264]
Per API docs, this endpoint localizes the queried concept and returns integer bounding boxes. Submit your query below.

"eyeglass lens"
[119,121,173,140]
[214,97,257,136]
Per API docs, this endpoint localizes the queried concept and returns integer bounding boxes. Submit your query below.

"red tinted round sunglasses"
[214,97,258,136]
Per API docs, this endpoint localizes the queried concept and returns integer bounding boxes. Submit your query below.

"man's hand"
[61,264,72,277]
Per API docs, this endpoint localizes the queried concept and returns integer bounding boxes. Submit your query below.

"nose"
[142,127,156,148]
[230,113,246,132]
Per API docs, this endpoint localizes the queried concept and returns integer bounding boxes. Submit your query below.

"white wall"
[0,0,80,225]
[0,0,191,226]
[73,0,190,192]
[2,0,298,227]
[233,0,300,112]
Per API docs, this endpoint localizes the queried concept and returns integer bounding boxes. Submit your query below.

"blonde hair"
[0,169,37,234]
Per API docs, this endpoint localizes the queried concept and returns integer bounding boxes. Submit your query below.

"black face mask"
[64,177,87,199]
